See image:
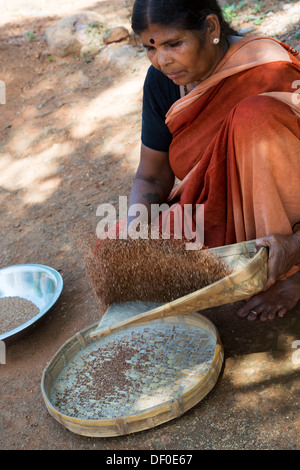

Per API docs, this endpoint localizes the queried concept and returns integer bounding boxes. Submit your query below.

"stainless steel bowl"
[0,264,63,344]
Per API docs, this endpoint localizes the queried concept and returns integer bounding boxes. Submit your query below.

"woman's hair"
[131,0,237,41]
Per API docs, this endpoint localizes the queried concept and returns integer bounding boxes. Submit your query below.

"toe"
[237,299,260,318]
[237,306,248,318]
[246,303,265,321]
[278,307,288,318]
[267,309,277,321]
[247,311,259,321]
[259,310,270,321]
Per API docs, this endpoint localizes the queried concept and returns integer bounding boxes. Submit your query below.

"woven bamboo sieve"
[41,240,268,437]
[41,311,223,437]
[89,240,268,339]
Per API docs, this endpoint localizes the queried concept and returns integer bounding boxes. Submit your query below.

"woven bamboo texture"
[41,311,223,437]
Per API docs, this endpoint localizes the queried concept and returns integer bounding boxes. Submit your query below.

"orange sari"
[156,36,300,255]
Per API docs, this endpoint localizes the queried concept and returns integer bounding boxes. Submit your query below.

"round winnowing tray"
[41,312,223,437]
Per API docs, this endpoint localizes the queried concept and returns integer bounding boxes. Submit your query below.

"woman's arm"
[128,143,175,226]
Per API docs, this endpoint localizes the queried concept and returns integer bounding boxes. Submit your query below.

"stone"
[103,26,129,45]
[44,11,106,57]
[97,44,138,68]
[63,70,90,90]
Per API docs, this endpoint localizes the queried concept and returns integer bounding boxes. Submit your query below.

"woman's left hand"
[237,232,300,321]
[255,231,300,290]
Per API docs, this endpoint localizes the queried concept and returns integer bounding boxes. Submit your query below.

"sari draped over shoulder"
[155,36,300,262]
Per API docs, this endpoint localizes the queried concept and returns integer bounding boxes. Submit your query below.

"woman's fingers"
[255,234,294,288]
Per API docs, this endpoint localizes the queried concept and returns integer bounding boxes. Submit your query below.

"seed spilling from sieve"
[85,233,232,313]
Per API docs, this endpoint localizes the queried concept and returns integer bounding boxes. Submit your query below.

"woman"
[127,0,300,321]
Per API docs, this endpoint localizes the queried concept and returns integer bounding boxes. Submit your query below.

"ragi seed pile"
[0,296,40,334]
[85,233,232,313]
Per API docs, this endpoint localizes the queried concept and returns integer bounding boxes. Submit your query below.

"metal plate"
[0,264,63,344]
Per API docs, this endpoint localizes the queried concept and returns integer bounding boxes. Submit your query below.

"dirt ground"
[0,0,299,451]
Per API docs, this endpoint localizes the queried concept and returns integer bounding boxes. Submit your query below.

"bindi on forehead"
[140,27,187,49]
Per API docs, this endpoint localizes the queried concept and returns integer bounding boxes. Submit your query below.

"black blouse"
[141,65,180,152]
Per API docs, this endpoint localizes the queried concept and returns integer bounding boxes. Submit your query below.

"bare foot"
[237,271,300,321]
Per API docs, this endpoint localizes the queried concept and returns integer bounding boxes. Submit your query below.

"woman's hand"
[255,231,300,290]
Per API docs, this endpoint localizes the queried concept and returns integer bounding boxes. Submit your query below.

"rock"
[97,44,138,68]
[44,11,106,57]
[64,70,90,90]
[103,26,129,45]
